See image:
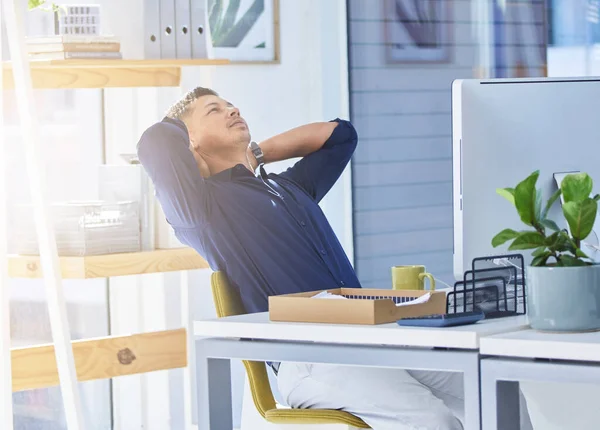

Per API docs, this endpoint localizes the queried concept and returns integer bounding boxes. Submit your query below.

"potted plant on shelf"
[28,0,62,13]
[492,170,600,332]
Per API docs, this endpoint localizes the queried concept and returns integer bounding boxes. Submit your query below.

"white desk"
[194,313,528,430]
[480,329,600,430]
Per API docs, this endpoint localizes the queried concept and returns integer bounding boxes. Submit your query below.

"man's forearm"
[248,121,339,167]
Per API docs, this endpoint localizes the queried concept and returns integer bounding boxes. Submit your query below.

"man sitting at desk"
[137,86,464,430]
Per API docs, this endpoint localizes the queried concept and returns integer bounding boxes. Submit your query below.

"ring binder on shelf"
[144,0,161,58]
[175,0,192,58]
[159,0,176,58]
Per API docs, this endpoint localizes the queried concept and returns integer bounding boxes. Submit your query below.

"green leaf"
[545,231,559,247]
[542,189,562,220]
[557,255,588,267]
[562,233,579,254]
[514,171,539,226]
[532,246,548,257]
[508,231,546,250]
[563,198,598,240]
[492,229,520,247]
[561,173,593,203]
[576,248,590,259]
[535,188,543,224]
[28,0,44,9]
[541,219,560,232]
[496,188,516,206]
[594,194,600,202]
[27,0,61,12]
[531,252,552,267]
[254,41,266,48]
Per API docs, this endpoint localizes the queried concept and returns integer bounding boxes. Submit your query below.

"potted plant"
[28,0,62,12]
[492,170,600,332]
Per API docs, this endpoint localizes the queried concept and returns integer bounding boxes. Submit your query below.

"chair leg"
[240,374,366,429]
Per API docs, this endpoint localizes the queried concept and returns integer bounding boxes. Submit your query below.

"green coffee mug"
[391,265,436,291]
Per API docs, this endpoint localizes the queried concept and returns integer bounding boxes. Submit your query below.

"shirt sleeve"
[279,119,358,202]
[137,117,209,229]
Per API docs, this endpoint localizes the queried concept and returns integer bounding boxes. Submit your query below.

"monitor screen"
[452,77,600,279]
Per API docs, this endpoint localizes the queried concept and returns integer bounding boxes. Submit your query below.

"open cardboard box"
[269,288,446,325]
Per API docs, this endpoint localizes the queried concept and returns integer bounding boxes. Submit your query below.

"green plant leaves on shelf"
[514,170,539,226]
[561,173,593,203]
[27,0,62,12]
[28,0,46,9]
[563,198,597,241]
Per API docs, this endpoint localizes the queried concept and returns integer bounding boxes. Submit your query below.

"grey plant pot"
[527,264,600,332]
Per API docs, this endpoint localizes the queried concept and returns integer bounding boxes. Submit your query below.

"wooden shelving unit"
[2,58,230,89]
[8,248,209,279]
[11,328,186,392]
[0,8,227,420]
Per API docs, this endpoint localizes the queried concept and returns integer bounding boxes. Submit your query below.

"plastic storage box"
[10,201,141,256]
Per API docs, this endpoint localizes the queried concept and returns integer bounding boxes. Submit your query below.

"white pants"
[277,362,464,430]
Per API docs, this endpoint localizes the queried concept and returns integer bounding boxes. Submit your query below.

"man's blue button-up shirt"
[137,116,361,313]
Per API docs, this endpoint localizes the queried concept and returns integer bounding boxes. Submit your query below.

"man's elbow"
[137,120,189,163]
[338,119,358,150]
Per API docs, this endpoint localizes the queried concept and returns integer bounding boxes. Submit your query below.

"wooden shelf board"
[8,247,209,279]
[11,328,187,392]
[2,58,230,89]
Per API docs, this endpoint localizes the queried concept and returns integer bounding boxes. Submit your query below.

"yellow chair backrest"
[210,271,277,417]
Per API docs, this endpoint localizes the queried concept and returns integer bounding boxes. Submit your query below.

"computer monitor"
[452,77,600,280]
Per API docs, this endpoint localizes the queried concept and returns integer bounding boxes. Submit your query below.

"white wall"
[102,1,351,428]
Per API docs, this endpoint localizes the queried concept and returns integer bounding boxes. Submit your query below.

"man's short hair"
[166,87,219,120]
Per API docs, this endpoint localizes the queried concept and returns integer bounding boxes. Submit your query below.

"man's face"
[185,95,251,156]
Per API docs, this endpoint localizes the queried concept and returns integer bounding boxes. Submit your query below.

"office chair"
[210,271,370,429]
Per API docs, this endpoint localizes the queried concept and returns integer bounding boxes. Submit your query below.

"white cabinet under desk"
[480,328,600,430]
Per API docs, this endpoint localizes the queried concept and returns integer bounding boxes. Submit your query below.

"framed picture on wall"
[383,0,452,64]
[208,0,280,63]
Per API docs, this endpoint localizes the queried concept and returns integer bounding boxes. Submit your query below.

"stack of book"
[25,35,122,61]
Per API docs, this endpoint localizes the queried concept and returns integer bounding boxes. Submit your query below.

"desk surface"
[480,328,600,361]
[194,313,528,350]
